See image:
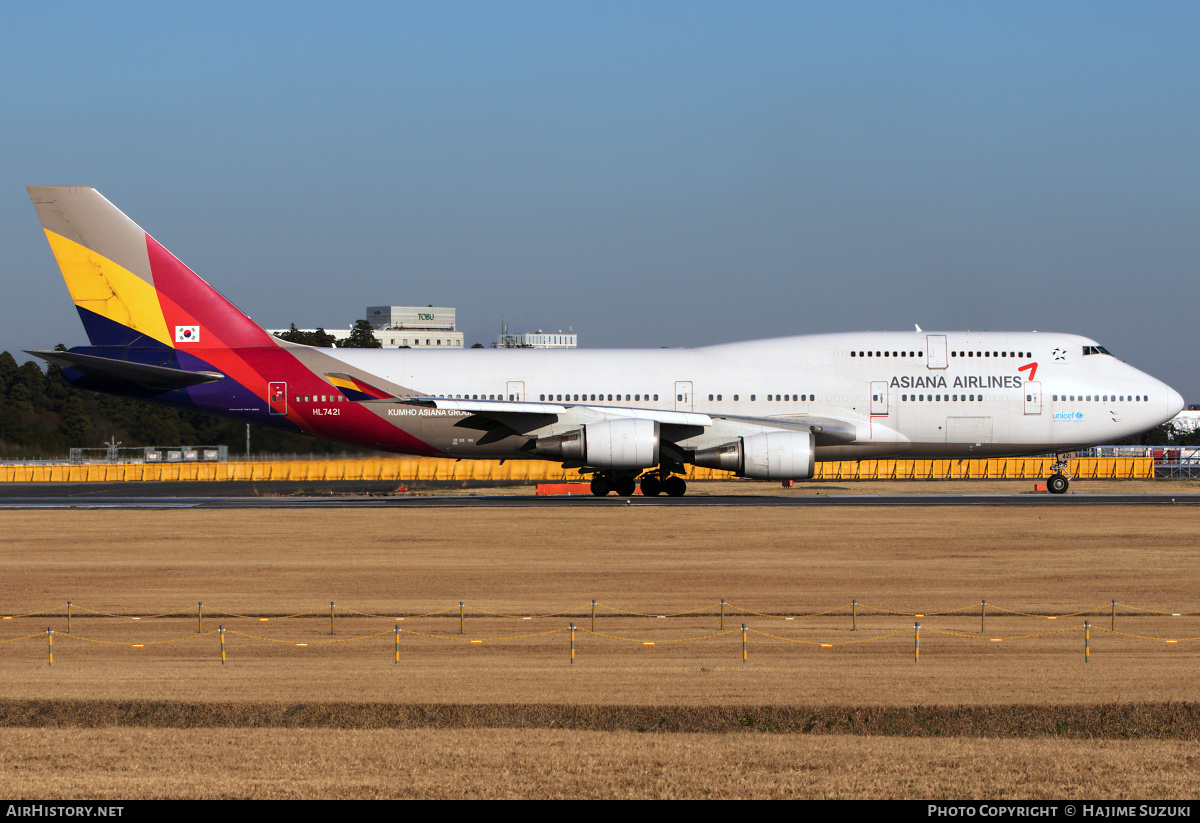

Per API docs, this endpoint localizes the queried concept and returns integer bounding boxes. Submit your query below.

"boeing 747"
[26,186,1184,496]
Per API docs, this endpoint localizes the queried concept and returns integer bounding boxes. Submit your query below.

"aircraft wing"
[395,396,714,426]
[382,396,857,446]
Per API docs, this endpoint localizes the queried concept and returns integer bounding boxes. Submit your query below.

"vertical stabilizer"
[28,186,273,350]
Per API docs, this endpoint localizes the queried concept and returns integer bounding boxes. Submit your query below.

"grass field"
[1,484,1198,798]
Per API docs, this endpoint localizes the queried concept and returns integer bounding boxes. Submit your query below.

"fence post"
[741,623,747,663]
[394,626,400,665]
[197,601,203,634]
[570,623,576,665]
[851,599,857,632]
[460,601,464,635]
[591,600,596,632]
[981,600,986,635]
[914,621,920,663]
[47,627,53,668]
[721,599,725,629]
[219,625,226,665]
[330,602,335,636]
[66,602,71,635]
[1085,620,1090,663]
[1111,600,1116,633]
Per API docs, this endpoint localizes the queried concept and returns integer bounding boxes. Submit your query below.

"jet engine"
[530,418,660,469]
[693,431,815,479]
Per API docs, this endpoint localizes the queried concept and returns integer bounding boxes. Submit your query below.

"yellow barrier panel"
[0,457,1154,482]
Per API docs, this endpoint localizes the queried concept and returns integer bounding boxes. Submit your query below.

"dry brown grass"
[1,498,1199,797]
[2,728,1198,799]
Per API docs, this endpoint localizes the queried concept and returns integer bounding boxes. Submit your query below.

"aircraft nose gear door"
[1024,381,1043,415]
[870,381,888,416]
[268,382,287,415]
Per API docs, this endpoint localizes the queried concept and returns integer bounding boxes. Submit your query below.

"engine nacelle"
[694,431,815,479]
[531,418,660,469]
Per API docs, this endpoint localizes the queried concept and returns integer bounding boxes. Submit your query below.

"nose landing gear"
[1046,455,1072,495]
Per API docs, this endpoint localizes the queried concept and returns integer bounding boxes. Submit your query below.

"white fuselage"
[318,331,1183,461]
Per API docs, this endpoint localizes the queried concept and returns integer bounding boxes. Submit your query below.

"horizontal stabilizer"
[26,350,224,390]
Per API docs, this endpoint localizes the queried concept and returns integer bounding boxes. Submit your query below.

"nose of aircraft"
[1164,384,1185,421]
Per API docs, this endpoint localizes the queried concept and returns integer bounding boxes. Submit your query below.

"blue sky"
[3,2,1198,397]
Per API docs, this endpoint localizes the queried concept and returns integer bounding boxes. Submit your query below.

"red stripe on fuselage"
[234,347,444,456]
[142,233,441,456]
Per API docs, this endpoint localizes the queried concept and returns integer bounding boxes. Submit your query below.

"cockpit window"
[1083,345,1112,356]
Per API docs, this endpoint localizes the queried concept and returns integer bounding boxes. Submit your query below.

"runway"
[0,485,1197,509]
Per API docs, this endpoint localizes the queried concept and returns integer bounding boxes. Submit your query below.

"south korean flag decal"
[175,325,200,343]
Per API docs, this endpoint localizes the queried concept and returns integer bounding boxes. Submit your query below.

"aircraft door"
[926,335,948,369]
[268,382,287,415]
[506,381,525,401]
[675,381,693,411]
[1024,381,1042,415]
[870,381,888,415]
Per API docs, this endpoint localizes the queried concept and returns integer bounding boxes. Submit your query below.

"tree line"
[0,326,390,459]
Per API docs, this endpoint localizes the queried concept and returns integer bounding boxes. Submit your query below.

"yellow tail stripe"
[44,229,172,347]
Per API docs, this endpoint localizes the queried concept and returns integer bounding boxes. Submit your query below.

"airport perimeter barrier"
[0,456,1154,482]
[5,598,1200,668]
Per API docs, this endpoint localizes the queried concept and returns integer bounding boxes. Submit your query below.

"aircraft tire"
[663,476,687,497]
[590,478,611,497]
[613,476,637,497]
[1047,473,1069,495]
[640,476,662,496]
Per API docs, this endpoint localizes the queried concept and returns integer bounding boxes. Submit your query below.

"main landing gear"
[1046,454,1072,495]
[589,470,687,497]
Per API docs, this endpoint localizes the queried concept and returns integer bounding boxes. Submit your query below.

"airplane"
[25,186,1185,497]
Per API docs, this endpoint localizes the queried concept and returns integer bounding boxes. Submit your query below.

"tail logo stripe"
[44,230,172,347]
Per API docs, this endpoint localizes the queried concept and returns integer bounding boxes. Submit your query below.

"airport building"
[367,305,464,349]
[266,306,465,349]
[497,326,577,348]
